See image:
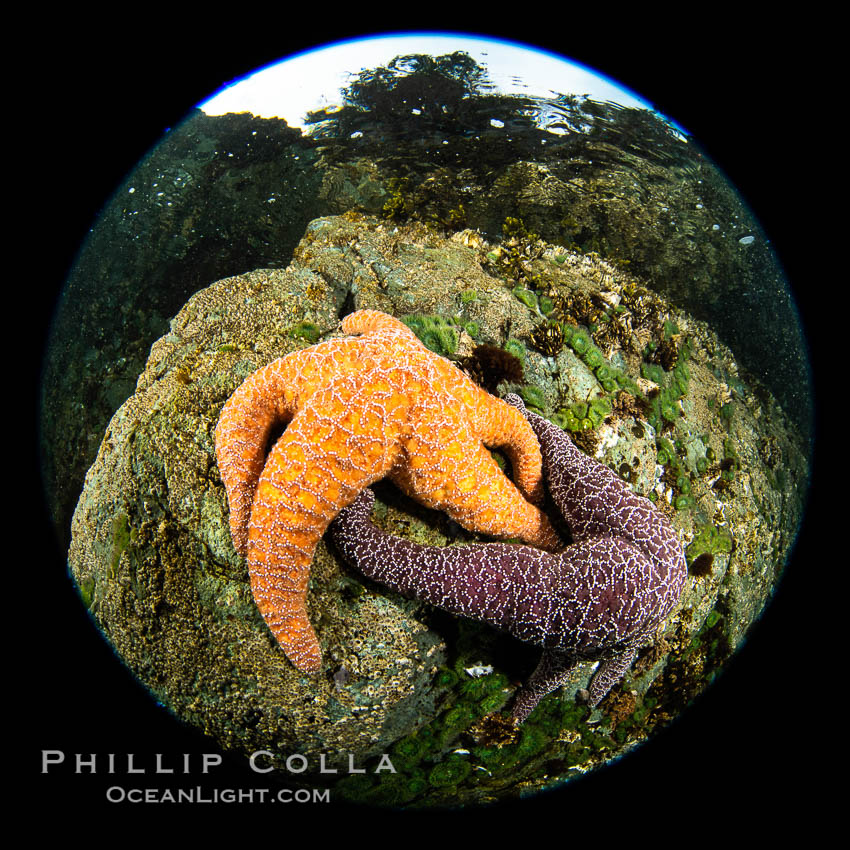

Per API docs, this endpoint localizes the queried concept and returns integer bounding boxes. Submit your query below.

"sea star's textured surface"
[330,393,687,721]
[214,311,560,673]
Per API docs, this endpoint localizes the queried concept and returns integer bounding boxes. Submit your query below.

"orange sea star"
[215,310,561,673]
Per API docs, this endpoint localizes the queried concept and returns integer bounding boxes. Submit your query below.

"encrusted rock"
[68,214,808,797]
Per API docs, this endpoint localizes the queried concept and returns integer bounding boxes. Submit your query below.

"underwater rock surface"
[68,213,807,805]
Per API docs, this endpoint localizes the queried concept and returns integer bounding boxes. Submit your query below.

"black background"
[24,14,824,830]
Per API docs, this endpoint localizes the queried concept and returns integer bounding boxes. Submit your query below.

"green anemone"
[570,329,590,355]
[428,757,472,789]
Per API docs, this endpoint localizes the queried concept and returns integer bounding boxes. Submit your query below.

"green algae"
[288,320,322,344]
[110,513,136,576]
[78,575,95,609]
[686,523,734,566]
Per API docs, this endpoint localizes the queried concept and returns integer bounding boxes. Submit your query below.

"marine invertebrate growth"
[214,311,561,674]
[330,394,686,721]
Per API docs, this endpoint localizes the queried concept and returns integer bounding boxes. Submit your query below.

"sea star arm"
[509,642,639,721]
[586,645,640,707]
[331,387,689,721]
[462,385,549,507]
[329,487,560,638]
[503,393,687,590]
[389,396,561,551]
[341,309,422,343]
[342,312,549,509]
[216,310,684,685]
[215,358,302,556]
[509,649,578,723]
[215,324,402,556]
[330,490,666,721]
[247,375,408,672]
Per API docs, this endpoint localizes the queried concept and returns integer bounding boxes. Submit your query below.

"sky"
[200,32,656,130]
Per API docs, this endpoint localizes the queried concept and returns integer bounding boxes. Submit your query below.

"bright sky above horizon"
[200,32,660,131]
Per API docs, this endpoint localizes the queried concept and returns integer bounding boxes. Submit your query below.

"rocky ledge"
[68,213,808,805]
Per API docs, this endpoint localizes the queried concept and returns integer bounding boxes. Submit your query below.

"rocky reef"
[68,212,808,806]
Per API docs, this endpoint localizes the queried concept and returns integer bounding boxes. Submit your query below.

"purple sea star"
[330,393,686,722]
